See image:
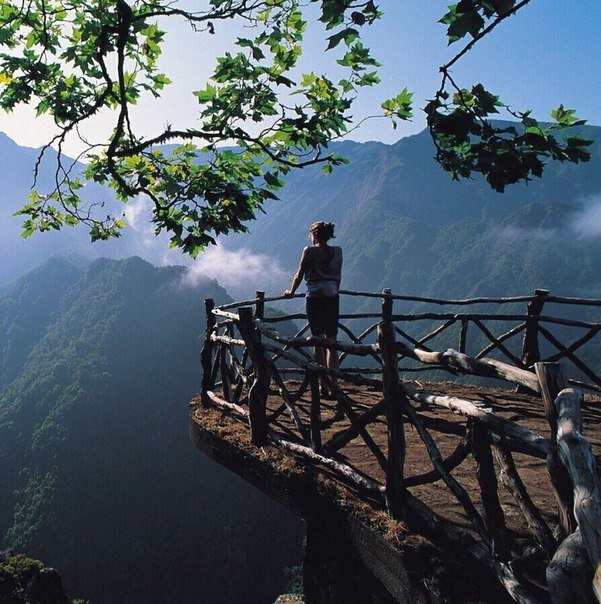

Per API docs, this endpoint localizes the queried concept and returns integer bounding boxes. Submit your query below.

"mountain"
[230,124,601,301]
[0,257,303,603]
[1,123,600,602]
[0,134,178,288]
[3,123,600,301]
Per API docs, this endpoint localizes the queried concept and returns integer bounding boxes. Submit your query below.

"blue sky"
[0,1,599,152]
[350,1,600,142]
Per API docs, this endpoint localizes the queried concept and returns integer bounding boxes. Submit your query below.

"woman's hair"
[309,221,335,242]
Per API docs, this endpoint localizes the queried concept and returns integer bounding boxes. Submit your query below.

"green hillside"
[0,256,303,603]
[233,124,601,300]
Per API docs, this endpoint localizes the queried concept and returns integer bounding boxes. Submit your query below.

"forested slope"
[235,124,601,300]
[0,256,303,603]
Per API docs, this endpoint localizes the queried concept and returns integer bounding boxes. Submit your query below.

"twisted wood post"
[554,387,601,602]
[547,529,595,604]
[200,298,216,406]
[308,369,322,453]
[521,289,549,368]
[238,306,268,445]
[535,362,576,537]
[459,318,469,354]
[254,290,265,333]
[379,288,406,520]
[468,418,508,559]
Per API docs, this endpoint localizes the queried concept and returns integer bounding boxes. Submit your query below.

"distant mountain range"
[1,124,600,602]
[226,123,601,302]
[0,256,303,603]
[2,123,600,301]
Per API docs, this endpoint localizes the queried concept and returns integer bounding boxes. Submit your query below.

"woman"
[284,221,343,398]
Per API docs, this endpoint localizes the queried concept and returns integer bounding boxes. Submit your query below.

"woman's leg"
[314,343,327,370]
[325,337,339,371]
[313,337,331,393]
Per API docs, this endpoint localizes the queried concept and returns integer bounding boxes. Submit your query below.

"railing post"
[381,287,392,322]
[535,362,576,536]
[254,290,265,322]
[468,418,507,559]
[379,288,405,520]
[553,387,601,600]
[308,369,322,453]
[237,306,268,445]
[200,298,216,406]
[459,318,469,354]
[521,289,549,368]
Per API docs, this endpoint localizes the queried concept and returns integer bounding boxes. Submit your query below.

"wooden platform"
[190,380,601,602]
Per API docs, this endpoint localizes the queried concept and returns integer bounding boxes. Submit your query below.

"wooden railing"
[198,289,601,603]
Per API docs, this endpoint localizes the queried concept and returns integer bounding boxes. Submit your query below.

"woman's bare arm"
[284,247,309,295]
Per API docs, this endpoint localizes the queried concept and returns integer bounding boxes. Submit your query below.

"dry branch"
[476,322,526,359]
[492,437,556,556]
[469,419,508,558]
[379,319,406,519]
[237,307,269,445]
[555,388,601,601]
[547,529,595,604]
[308,371,322,453]
[404,439,470,487]
[473,318,525,368]
[268,431,385,497]
[402,383,549,458]
[322,399,386,455]
[267,360,309,441]
[254,317,379,356]
[200,298,216,406]
[403,493,540,604]
[206,390,248,418]
[211,333,246,347]
[397,343,540,392]
[546,326,601,364]
[327,381,388,472]
[405,403,489,545]
[338,289,533,306]
[536,363,576,536]
[539,325,601,387]
[212,308,240,321]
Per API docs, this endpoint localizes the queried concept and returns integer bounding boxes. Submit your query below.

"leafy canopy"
[0,0,592,255]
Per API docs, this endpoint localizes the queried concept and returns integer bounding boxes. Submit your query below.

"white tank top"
[305,246,342,296]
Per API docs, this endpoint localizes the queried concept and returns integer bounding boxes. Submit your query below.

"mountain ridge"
[0,256,304,603]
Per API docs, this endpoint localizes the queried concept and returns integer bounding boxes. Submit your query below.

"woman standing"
[284,221,343,398]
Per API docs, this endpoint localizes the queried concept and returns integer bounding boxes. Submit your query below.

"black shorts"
[306,295,339,337]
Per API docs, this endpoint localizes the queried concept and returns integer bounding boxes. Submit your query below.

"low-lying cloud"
[569,195,601,238]
[182,244,287,297]
[120,196,289,297]
[493,195,601,243]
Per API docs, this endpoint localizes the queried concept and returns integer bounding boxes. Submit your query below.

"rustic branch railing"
[198,288,601,603]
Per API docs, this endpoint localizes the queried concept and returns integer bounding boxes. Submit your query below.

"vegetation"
[0,551,74,603]
[0,256,304,603]
[0,0,592,254]
[0,552,43,603]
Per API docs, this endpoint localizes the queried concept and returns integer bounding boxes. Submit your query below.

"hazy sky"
[0,0,599,155]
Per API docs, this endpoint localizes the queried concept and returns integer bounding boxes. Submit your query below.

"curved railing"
[198,288,601,603]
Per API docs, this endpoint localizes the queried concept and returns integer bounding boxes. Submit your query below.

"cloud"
[118,196,290,297]
[569,196,601,239]
[124,195,148,230]
[495,225,557,242]
[181,244,287,297]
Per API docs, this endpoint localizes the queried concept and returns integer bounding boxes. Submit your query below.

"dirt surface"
[191,380,601,601]
[263,380,601,539]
